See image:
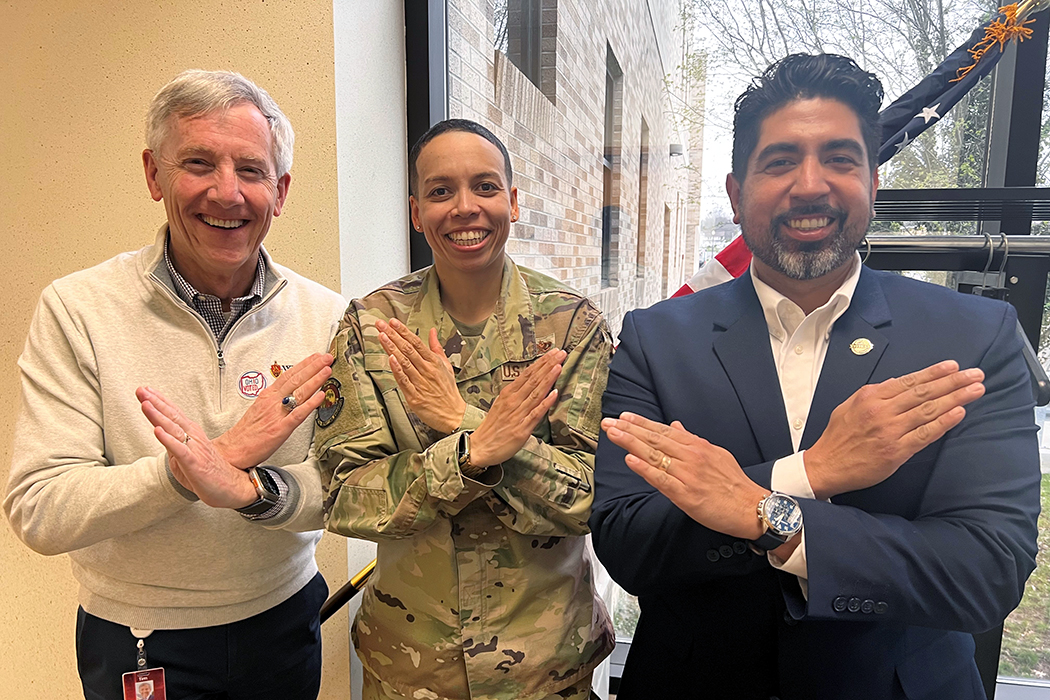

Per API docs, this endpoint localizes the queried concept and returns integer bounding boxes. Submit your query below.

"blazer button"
[783,610,798,627]
[861,599,875,614]
[706,549,720,562]
[833,596,848,612]
[847,597,861,613]
[874,601,889,614]
[733,541,748,555]
[719,545,734,559]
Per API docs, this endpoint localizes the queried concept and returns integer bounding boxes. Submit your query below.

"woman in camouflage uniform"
[316,120,614,700]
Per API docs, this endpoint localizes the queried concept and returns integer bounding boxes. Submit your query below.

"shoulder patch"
[315,377,346,428]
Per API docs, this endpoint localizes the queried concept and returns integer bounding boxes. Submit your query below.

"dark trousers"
[77,573,327,700]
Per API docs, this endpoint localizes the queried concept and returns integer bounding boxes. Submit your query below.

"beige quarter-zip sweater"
[5,225,346,629]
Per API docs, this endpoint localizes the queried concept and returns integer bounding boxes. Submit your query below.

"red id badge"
[122,668,166,700]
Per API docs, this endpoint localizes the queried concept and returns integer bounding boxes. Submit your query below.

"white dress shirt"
[750,253,863,589]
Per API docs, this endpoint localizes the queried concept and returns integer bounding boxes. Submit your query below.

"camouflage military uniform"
[316,258,615,700]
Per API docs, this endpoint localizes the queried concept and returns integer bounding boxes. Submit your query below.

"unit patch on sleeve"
[316,377,345,428]
[238,371,267,399]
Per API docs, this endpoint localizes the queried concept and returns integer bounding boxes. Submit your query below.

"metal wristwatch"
[749,491,803,554]
[457,431,484,479]
[235,466,281,515]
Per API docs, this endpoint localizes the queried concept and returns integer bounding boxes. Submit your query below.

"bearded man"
[591,53,1040,700]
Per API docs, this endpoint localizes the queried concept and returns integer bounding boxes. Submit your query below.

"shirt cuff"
[770,450,816,499]
[768,529,809,597]
[163,454,199,502]
[459,403,488,432]
[769,452,812,597]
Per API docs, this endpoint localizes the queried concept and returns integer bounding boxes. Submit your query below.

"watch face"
[762,494,803,537]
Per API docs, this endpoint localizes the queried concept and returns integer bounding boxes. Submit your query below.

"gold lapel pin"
[850,338,874,356]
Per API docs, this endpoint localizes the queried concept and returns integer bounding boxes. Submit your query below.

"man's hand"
[137,388,257,509]
[469,349,566,468]
[805,360,985,500]
[379,318,466,434]
[212,352,334,468]
[601,413,769,539]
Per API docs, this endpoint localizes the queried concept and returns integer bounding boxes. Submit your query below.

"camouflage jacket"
[316,258,615,700]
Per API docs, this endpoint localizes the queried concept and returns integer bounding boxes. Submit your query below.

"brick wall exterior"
[447,0,703,336]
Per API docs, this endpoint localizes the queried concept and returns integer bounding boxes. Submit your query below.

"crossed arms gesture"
[601,360,985,548]
[137,353,334,508]
[376,317,565,468]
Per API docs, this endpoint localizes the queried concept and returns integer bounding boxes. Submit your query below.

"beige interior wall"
[0,1,350,698]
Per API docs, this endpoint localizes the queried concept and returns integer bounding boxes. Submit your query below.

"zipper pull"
[217,349,226,369]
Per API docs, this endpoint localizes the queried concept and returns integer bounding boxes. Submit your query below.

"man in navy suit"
[591,53,1040,700]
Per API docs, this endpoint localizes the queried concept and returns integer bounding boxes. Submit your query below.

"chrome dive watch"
[749,491,803,554]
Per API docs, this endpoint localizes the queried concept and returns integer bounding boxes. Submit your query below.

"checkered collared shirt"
[164,240,267,345]
[163,239,287,520]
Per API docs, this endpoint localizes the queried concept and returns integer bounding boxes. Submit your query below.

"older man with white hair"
[4,70,346,700]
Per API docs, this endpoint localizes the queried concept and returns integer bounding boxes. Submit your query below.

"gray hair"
[145,69,295,177]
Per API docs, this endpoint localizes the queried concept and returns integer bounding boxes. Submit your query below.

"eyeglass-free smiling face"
[410,130,519,283]
[728,97,878,286]
[143,102,290,300]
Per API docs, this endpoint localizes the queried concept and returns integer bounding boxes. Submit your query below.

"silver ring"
[659,454,671,471]
[282,395,298,412]
[181,433,191,445]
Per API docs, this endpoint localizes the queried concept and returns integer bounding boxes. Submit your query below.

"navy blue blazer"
[591,267,1040,700]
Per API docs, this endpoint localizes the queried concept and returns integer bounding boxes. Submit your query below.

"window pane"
[1000,474,1050,680]
[612,588,640,639]
[696,0,1000,259]
[1041,53,1050,188]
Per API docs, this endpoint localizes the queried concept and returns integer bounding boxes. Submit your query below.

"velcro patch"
[315,377,346,428]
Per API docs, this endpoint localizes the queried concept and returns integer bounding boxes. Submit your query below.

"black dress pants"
[77,573,327,700]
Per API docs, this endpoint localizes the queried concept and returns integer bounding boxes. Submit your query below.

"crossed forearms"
[601,359,985,538]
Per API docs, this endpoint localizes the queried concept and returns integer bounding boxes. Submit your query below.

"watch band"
[749,530,789,554]
[235,466,281,515]
[457,431,485,479]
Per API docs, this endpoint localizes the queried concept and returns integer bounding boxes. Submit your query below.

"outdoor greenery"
[1001,473,1050,679]
[612,589,640,640]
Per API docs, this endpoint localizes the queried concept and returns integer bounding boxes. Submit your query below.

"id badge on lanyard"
[121,629,166,700]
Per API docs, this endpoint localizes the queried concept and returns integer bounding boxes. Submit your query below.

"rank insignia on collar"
[315,378,345,428]
[850,338,874,356]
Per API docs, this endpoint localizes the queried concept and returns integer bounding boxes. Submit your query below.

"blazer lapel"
[801,267,891,450]
[712,275,794,462]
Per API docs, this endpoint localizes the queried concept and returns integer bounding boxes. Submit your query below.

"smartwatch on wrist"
[235,467,281,515]
[457,431,484,479]
[749,491,803,554]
